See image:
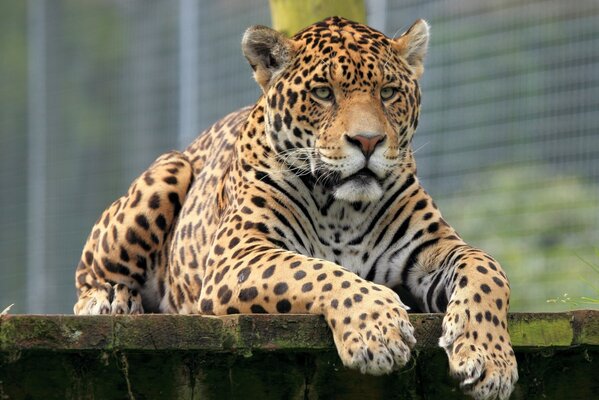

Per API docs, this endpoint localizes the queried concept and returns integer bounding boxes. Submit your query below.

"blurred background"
[1,0,598,314]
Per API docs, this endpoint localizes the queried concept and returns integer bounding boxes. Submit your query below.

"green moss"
[509,314,573,347]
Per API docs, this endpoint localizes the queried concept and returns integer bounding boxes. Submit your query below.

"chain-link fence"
[1,0,597,313]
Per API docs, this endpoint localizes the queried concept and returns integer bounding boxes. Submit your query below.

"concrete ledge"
[1,311,597,399]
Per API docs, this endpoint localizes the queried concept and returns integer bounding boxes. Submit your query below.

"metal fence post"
[26,0,48,313]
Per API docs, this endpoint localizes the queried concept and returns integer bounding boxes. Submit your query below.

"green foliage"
[547,249,599,308]
[437,165,599,311]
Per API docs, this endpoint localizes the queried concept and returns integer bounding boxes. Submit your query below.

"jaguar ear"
[242,25,294,91]
[393,19,430,79]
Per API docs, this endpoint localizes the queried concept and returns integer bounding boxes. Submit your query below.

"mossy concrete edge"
[1,311,597,353]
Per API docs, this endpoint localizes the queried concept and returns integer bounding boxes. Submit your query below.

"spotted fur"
[74,17,517,399]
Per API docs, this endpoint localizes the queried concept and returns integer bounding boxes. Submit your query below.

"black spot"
[219,288,233,305]
[290,261,301,268]
[130,191,142,207]
[251,304,268,313]
[475,312,483,323]
[481,284,491,294]
[276,299,291,313]
[427,222,439,233]
[454,343,465,354]
[283,109,293,129]
[255,222,269,234]
[341,281,350,289]
[273,114,282,131]
[163,176,178,185]
[343,297,353,308]
[459,276,468,288]
[229,237,240,249]
[414,199,427,210]
[492,276,505,287]
[239,287,259,302]
[317,273,327,281]
[301,282,313,292]
[476,265,488,274]
[294,270,306,280]
[227,307,239,314]
[495,298,503,310]
[248,254,263,265]
[214,245,224,256]
[168,192,182,215]
[200,299,213,313]
[485,311,492,321]
[251,196,266,208]
[237,267,251,283]
[135,214,150,230]
[322,283,332,292]
[135,255,147,270]
[287,89,298,108]
[84,251,94,265]
[155,214,167,231]
[119,247,130,262]
[353,294,363,302]
[262,265,276,279]
[473,293,481,303]
[274,282,288,295]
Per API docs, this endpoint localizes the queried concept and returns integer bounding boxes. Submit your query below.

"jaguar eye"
[312,86,334,101]
[380,87,398,101]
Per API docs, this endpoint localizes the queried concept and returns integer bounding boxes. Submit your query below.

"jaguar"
[74,17,518,400]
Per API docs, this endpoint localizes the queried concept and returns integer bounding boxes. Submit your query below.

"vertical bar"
[178,0,200,148]
[26,0,47,313]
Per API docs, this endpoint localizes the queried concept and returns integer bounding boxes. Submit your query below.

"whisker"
[412,141,429,155]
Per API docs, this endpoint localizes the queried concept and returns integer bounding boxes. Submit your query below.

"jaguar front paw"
[326,285,416,375]
[440,304,518,400]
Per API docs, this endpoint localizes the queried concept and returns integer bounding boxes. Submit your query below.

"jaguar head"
[243,17,429,202]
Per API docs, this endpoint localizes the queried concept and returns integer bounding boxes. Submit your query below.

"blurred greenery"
[439,165,599,311]
[547,249,599,308]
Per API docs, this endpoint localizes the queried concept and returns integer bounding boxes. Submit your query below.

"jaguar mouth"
[333,168,384,202]
[313,167,380,188]
[339,168,379,186]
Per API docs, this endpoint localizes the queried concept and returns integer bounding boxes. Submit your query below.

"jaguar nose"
[345,134,386,158]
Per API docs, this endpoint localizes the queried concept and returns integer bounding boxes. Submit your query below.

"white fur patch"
[334,178,383,203]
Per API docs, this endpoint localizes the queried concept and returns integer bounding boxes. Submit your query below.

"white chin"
[333,179,384,203]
